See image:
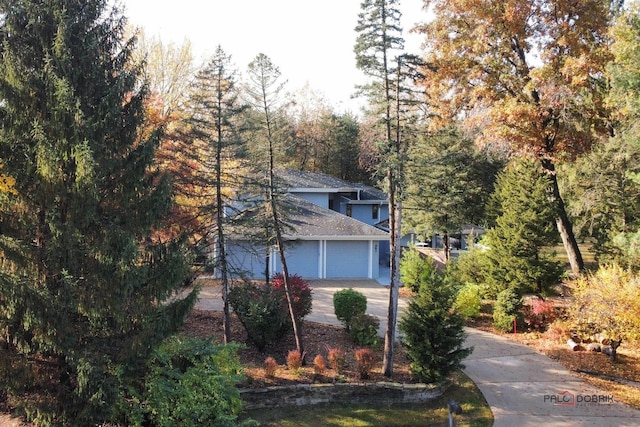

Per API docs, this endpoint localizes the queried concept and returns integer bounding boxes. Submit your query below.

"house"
[224,170,390,281]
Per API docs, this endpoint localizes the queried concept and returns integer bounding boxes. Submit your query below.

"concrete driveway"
[464,327,640,426]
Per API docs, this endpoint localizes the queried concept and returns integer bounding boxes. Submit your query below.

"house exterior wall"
[226,239,382,280]
[292,192,329,209]
[226,242,268,280]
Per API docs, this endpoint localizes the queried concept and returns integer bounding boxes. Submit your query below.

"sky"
[120,0,429,113]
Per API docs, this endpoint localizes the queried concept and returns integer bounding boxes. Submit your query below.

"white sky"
[120,0,429,113]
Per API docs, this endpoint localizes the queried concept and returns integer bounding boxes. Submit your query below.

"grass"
[238,371,493,427]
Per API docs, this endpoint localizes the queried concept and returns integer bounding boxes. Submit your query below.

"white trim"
[368,240,374,279]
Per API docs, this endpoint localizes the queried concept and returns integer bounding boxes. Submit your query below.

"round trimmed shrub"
[333,288,367,330]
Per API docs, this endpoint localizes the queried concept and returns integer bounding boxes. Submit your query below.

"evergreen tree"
[187,45,248,343]
[399,273,471,383]
[404,126,503,258]
[0,1,196,424]
[354,0,406,378]
[244,53,304,357]
[483,159,564,296]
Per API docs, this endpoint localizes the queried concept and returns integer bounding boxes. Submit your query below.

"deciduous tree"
[418,0,616,274]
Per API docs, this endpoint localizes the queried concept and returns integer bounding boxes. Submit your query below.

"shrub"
[333,288,367,330]
[354,348,377,380]
[228,281,291,351]
[264,357,278,378]
[568,265,640,362]
[286,350,303,373]
[399,276,471,383]
[400,247,437,293]
[492,288,523,332]
[144,337,246,427]
[453,283,482,318]
[327,347,346,373]
[522,297,556,331]
[349,314,380,347]
[271,273,313,322]
[313,354,327,375]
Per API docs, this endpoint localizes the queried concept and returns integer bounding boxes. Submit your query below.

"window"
[346,204,352,217]
[372,204,379,220]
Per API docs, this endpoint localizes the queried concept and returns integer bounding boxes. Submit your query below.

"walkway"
[192,280,640,426]
[464,327,640,426]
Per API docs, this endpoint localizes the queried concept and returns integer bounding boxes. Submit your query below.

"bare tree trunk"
[541,158,584,274]
[383,172,401,377]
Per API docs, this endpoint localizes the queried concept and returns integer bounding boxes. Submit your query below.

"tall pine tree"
[0,1,196,424]
[354,0,405,377]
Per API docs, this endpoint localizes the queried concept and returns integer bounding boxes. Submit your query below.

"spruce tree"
[483,159,564,296]
[399,274,471,383]
[0,1,196,424]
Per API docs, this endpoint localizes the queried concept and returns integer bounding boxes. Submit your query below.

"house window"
[346,204,352,217]
[372,204,379,220]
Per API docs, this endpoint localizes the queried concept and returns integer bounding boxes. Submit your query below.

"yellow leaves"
[0,163,16,195]
[568,265,640,342]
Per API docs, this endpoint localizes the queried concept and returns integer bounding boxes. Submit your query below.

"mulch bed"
[181,309,415,388]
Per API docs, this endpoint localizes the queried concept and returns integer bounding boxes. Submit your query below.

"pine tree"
[187,45,248,343]
[354,0,413,377]
[245,53,304,357]
[404,126,503,258]
[0,1,196,424]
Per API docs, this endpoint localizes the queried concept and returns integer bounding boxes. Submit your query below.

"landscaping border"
[240,381,448,410]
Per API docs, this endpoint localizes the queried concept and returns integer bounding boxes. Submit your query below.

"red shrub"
[327,347,346,373]
[272,273,313,321]
[523,297,556,331]
[264,356,278,378]
[355,348,377,380]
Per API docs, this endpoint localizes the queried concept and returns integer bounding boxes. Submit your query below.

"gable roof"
[284,195,388,241]
[278,169,358,193]
[278,169,388,204]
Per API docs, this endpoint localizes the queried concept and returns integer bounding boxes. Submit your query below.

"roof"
[278,169,388,203]
[284,195,389,241]
[278,169,358,192]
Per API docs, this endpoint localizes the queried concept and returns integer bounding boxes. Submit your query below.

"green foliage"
[399,276,472,383]
[333,288,368,330]
[349,314,380,347]
[562,136,640,266]
[404,127,503,243]
[492,288,523,333]
[400,248,437,293]
[568,265,640,360]
[484,158,564,297]
[227,282,291,351]
[445,248,491,297]
[0,1,196,424]
[144,337,251,427]
[453,283,482,319]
